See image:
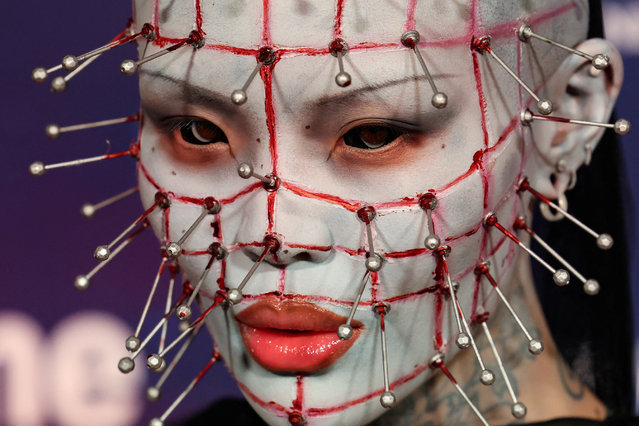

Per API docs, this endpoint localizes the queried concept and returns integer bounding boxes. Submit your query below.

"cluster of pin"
[28,10,632,426]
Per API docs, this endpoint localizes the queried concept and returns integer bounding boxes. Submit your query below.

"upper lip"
[235,296,364,331]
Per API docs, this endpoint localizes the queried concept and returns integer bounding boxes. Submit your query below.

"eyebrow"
[140,70,240,117]
[314,74,454,107]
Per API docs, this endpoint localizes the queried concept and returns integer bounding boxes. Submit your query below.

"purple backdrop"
[1,1,637,424]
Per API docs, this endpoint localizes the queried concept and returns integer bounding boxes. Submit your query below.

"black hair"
[532,0,634,416]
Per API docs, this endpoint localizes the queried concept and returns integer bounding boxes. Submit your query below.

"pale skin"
[132,0,623,424]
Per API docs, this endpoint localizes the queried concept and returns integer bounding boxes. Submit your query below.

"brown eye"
[343,125,404,150]
[179,120,229,145]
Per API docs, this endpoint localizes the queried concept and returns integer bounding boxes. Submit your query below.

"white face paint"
[133,0,589,423]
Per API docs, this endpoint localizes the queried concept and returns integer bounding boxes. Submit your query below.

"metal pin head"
[528,339,544,355]
[431,92,448,109]
[146,386,161,402]
[512,402,528,419]
[591,54,610,70]
[520,109,534,126]
[94,245,111,261]
[120,59,137,76]
[365,253,383,272]
[288,412,306,425]
[32,67,48,83]
[150,418,164,426]
[400,30,420,48]
[424,234,441,250]
[62,54,79,71]
[380,391,396,408]
[51,76,67,93]
[517,24,533,42]
[237,162,253,178]
[155,192,171,209]
[227,288,243,305]
[231,89,247,105]
[118,357,135,373]
[584,279,600,295]
[429,352,445,368]
[257,46,277,65]
[419,193,438,211]
[29,161,45,177]
[176,304,192,321]
[357,205,377,223]
[81,203,96,218]
[373,302,391,316]
[337,324,353,340]
[552,269,570,286]
[165,242,182,259]
[329,38,349,57]
[615,119,631,135]
[480,369,496,386]
[209,242,228,260]
[456,332,471,349]
[45,124,60,139]
[125,335,141,352]
[537,99,553,115]
[146,354,164,371]
[472,35,492,54]
[74,275,90,291]
[597,233,614,250]
[335,71,352,88]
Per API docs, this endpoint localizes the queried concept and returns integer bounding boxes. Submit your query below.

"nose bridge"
[235,186,333,266]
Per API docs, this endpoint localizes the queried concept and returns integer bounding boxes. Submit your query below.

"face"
[133,1,589,424]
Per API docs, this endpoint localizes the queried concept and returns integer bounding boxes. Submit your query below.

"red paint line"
[405,0,418,31]
[333,0,345,38]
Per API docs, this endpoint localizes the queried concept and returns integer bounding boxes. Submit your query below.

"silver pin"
[146,293,226,370]
[519,178,613,250]
[484,213,570,287]
[125,258,170,353]
[74,220,148,291]
[231,46,277,105]
[46,114,139,140]
[357,206,384,272]
[94,192,170,261]
[518,23,610,70]
[401,30,448,109]
[50,53,102,93]
[419,193,441,250]
[121,30,205,76]
[473,36,552,115]
[81,186,139,219]
[31,64,63,83]
[373,303,396,408]
[118,285,193,373]
[429,353,490,426]
[434,247,470,349]
[149,351,221,426]
[158,263,179,354]
[165,197,221,259]
[29,144,137,177]
[175,243,227,321]
[521,109,630,135]
[475,263,543,355]
[337,270,371,340]
[514,217,600,295]
[237,162,280,191]
[453,298,495,385]
[480,322,528,419]
[147,322,205,402]
[61,23,155,72]
[227,235,280,304]
[329,39,352,88]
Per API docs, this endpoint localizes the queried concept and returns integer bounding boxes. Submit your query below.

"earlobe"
[526,38,624,199]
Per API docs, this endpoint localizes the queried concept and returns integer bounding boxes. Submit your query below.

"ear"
[526,38,624,198]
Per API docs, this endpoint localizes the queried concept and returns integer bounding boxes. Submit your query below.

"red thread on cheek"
[292,375,304,411]
[262,0,272,45]
[195,0,203,32]
[267,191,276,232]
[405,0,418,31]
[333,0,345,38]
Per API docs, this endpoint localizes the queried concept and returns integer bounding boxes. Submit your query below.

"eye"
[177,120,229,146]
[343,125,405,150]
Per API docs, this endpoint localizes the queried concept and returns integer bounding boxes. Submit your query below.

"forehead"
[133,0,531,46]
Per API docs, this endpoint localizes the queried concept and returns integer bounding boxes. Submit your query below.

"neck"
[373,254,607,425]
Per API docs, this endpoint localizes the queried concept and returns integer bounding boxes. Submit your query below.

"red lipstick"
[235,296,363,372]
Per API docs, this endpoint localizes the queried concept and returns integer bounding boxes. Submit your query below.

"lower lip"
[238,324,360,372]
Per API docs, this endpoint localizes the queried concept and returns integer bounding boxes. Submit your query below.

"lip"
[235,296,363,372]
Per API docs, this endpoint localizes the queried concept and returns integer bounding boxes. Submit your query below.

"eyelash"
[165,118,229,146]
[342,122,413,151]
